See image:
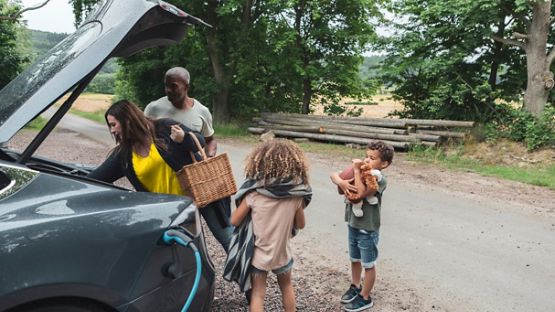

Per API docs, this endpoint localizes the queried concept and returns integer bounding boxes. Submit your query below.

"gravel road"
[8,126,555,312]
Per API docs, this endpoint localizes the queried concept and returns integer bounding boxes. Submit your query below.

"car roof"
[0,0,207,144]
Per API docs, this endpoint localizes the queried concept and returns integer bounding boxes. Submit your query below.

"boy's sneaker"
[343,294,373,311]
[340,284,361,304]
[351,202,364,217]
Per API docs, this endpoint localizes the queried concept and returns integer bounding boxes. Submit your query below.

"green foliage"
[213,122,249,138]
[323,102,363,117]
[378,0,528,121]
[28,30,67,61]
[485,104,555,150]
[85,73,115,94]
[0,0,30,89]
[71,0,379,121]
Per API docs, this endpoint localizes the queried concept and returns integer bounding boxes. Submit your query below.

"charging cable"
[163,229,202,312]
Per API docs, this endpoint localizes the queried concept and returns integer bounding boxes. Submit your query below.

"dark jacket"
[88,118,204,191]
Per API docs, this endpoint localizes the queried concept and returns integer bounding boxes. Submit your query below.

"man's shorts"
[348,225,379,269]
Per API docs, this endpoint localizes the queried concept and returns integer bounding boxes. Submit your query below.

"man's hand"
[205,136,217,157]
[170,125,185,143]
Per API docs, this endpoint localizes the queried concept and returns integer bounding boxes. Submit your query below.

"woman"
[88,99,205,195]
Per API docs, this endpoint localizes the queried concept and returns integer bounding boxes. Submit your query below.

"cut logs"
[249,112,475,151]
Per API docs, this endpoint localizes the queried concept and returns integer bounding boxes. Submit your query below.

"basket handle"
[188,131,207,162]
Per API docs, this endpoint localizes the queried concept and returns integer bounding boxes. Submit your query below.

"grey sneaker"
[343,294,373,311]
[340,284,361,304]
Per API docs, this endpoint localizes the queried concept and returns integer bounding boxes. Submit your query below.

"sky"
[21,0,75,33]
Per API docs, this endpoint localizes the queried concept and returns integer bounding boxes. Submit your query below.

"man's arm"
[204,135,217,157]
[143,102,156,118]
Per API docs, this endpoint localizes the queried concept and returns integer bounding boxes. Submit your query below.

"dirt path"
[9,128,555,312]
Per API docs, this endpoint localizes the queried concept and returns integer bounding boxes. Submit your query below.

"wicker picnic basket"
[177,132,237,207]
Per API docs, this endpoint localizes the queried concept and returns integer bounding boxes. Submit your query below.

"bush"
[86,73,115,94]
[485,104,555,150]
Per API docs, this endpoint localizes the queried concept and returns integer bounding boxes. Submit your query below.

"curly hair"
[367,140,394,164]
[244,139,309,185]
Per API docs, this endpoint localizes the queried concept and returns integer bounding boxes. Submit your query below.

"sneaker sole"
[343,301,374,312]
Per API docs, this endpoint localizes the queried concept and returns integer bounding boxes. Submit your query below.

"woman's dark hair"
[105,99,156,156]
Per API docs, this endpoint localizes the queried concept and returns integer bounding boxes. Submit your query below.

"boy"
[330,140,394,311]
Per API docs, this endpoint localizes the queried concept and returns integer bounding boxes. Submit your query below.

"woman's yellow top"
[132,143,184,196]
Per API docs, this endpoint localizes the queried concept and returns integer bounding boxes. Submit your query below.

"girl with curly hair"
[224,139,312,312]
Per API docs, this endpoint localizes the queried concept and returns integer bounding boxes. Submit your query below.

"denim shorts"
[348,225,379,269]
[252,258,294,276]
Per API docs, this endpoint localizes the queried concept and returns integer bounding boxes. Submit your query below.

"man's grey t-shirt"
[144,97,215,137]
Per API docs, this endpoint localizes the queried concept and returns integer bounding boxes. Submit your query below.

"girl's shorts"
[252,258,294,276]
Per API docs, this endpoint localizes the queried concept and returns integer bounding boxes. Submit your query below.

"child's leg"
[250,271,268,312]
[351,261,362,287]
[277,271,296,312]
[360,266,376,300]
[359,230,380,300]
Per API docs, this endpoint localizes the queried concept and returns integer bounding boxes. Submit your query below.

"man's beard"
[167,94,184,108]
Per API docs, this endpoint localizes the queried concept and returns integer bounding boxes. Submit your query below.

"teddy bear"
[338,163,382,217]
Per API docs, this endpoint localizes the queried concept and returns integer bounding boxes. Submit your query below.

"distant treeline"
[29,30,117,94]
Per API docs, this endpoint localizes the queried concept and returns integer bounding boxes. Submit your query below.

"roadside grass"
[24,116,47,129]
[407,146,555,190]
[69,109,106,123]
[65,93,552,190]
[214,123,250,138]
[221,130,555,190]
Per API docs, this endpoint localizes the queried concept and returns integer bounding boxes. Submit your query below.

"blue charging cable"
[163,229,202,312]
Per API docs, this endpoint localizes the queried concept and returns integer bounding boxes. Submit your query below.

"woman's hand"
[170,125,185,143]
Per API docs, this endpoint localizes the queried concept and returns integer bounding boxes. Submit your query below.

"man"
[145,67,217,156]
[145,67,232,252]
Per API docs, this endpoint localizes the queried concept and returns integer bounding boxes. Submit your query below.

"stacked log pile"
[248,112,475,150]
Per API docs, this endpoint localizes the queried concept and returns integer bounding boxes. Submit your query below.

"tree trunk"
[302,75,312,114]
[295,1,312,115]
[203,0,231,123]
[524,0,553,117]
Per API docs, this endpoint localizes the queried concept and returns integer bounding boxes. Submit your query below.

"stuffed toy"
[337,164,379,203]
[338,163,382,217]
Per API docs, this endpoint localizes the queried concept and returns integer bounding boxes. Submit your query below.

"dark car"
[0,1,215,311]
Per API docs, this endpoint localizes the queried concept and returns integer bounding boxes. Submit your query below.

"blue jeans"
[348,225,379,269]
[200,200,233,252]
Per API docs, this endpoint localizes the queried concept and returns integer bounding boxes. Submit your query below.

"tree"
[491,0,554,117]
[71,0,379,121]
[0,0,30,89]
[272,0,378,114]
[380,0,555,120]
[378,0,533,121]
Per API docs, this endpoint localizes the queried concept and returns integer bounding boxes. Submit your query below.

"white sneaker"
[351,202,364,217]
[367,196,379,205]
